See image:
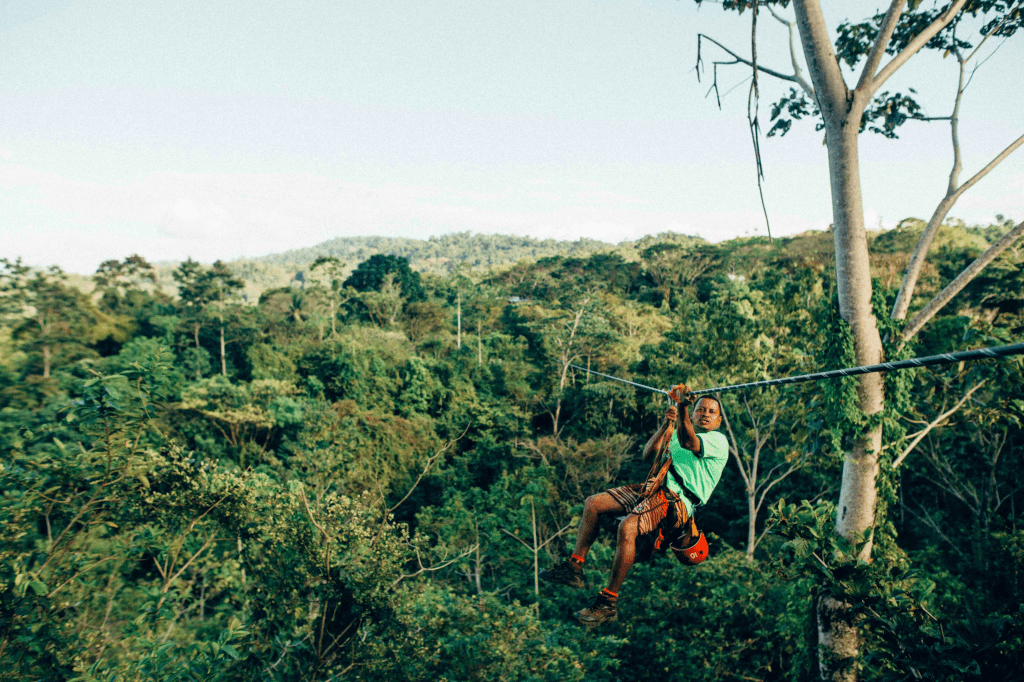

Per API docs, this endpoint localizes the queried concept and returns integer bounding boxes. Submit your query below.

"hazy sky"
[2,0,1021,274]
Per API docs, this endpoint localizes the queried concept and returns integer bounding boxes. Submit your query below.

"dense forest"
[257,233,644,272]
[133,232,706,306]
[2,219,1022,681]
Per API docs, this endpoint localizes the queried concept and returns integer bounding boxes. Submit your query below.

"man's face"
[693,398,722,433]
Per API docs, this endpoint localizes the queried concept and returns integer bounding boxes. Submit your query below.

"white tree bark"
[703,1,1003,676]
[791,0,977,677]
[793,2,883,678]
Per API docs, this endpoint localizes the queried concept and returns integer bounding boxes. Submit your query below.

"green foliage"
[356,585,593,682]
[2,221,1023,679]
[344,254,426,303]
[255,232,620,275]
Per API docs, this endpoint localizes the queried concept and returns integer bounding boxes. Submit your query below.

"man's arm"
[642,405,677,460]
[670,383,702,454]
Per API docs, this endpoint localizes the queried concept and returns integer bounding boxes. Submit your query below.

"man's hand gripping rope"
[667,383,696,406]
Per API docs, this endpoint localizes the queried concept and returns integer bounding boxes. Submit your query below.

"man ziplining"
[540,384,730,626]
[540,342,1024,626]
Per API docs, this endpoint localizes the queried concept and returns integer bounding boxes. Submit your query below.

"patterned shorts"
[606,484,690,538]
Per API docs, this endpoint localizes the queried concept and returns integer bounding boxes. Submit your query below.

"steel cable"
[569,341,1024,399]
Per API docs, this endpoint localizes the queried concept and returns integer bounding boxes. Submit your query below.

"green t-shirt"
[664,430,730,506]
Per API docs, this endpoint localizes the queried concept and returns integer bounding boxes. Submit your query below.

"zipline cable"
[569,341,1024,399]
[566,365,672,396]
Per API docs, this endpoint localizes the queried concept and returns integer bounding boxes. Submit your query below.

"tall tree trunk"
[473,520,483,596]
[818,122,884,682]
[746,494,757,562]
[553,305,586,436]
[826,125,885,559]
[42,344,51,378]
[220,323,227,377]
[457,293,462,349]
[193,322,201,381]
[794,2,885,678]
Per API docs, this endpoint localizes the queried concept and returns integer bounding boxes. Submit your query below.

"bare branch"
[764,1,816,96]
[892,380,986,469]
[697,34,803,84]
[891,35,1023,324]
[900,219,1024,342]
[947,133,1024,205]
[391,544,477,588]
[856,1,907,92]
[906,504,958,549]
[538,523,574,551]
[721,400,754,488]
[869,0,969,96]
[964,7,1017,64]
[46,555,122,599]
[755,462,804,514]
[162,534,216,593]
[500,528,535,551]
[388,426,468,514]
[300,487,330,540]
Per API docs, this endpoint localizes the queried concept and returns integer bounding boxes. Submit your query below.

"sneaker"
[574,593,617,626]
[539,560,585,588]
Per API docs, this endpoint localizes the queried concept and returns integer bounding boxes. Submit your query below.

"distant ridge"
[250,232,625,274]
[152,231,708,301]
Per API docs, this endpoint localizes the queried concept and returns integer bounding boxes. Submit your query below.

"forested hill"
[2,216,1022,680]
[177,221,999,305]
[255,232,643,272]
[156,231,707,304]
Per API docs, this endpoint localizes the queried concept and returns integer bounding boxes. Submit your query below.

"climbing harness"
[570,341,1024,399]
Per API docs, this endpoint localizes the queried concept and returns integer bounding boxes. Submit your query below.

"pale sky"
[2,0,1021,274]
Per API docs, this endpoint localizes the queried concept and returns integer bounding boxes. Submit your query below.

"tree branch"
[697,34,802,84]
[755,463,802,515]
[500,527,535,551]
[855,1,907,92]
[891,26,1023,324]
[900,219,1024,342]
[391,544,477,588]
[869,0,969,96]
[906,504,958,549]
[721,401,754,489]
[388,427,468,514]
[947,132,1024,205]
[162,534,216,593]
[764,4,817,98]
[892,380,986,469]
[46,555,122,599]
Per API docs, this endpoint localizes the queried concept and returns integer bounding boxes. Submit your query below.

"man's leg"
[575,513,640,626]
[572,492,625,561]
[606,514,639,594]
[541,492,624,588]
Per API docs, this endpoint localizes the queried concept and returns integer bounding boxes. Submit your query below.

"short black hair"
[694,395,722,411]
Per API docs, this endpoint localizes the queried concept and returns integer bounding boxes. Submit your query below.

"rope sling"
[569,341,1024,399]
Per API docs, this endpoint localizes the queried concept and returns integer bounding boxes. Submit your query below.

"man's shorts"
[606,484,692,538]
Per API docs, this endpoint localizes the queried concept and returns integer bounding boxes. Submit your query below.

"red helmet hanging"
[671,531,709,566]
